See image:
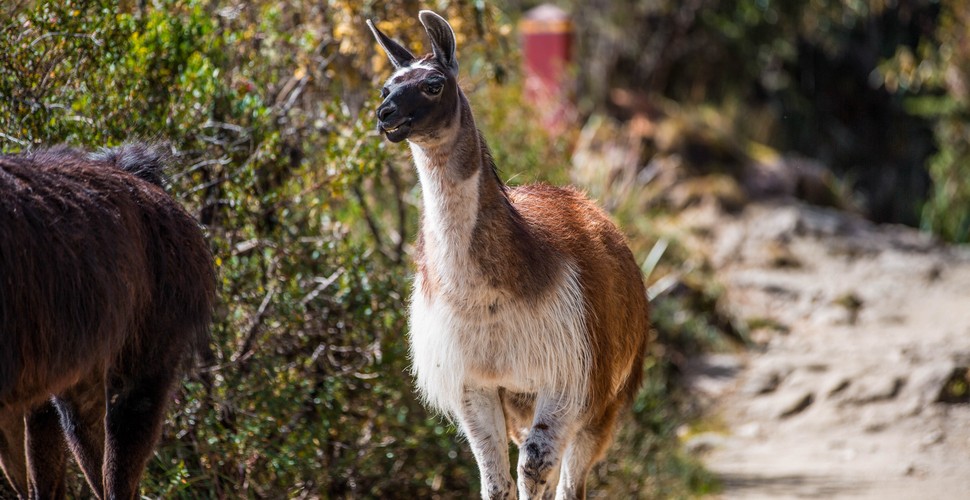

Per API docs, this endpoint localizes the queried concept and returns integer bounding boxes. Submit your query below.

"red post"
[520,4,574,129]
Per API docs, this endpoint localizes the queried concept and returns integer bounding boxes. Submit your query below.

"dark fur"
[0,144,215,499]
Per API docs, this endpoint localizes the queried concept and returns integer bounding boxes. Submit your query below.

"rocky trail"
[682,201,970,499]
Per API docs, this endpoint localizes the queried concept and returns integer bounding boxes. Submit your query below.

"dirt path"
[682,201,970,499]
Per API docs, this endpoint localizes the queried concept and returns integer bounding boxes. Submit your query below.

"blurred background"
[1,0,968,498]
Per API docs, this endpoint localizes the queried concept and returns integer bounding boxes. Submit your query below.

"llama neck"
[409,95,509,281]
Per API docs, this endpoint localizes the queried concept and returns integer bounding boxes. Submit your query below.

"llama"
[0,144,215,500]
[367,11,650,500]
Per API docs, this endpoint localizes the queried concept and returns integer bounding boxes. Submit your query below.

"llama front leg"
[457,387,515,500]
[25,400,68,499]
[517,395,578,500]
[0,410,28,498]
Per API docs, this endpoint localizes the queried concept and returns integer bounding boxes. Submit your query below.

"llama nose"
[378,103,397,122]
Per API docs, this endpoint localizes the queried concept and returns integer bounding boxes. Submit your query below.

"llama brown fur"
[504,183,649,410]
[370,11,650,499]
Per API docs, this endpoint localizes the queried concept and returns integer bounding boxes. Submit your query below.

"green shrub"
[890,3,970,242]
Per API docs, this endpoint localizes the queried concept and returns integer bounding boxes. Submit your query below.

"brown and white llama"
[0,144,215,499]
[367,11,650,500]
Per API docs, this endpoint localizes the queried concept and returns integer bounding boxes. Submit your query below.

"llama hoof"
[484,477,515,500]
[518,443,556,497]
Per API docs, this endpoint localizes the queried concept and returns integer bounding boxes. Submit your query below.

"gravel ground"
[683,201,970,500]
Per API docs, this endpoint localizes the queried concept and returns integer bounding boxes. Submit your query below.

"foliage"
[505,0,941,227]
[882,2,970,241]
[469,76,574,186]
[519,0,970,241]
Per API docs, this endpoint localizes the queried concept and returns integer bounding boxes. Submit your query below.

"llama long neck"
[409,93,563,304]
[410,95,511,265]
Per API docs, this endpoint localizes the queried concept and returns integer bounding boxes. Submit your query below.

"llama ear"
[366,19,416,69]
[418,10,458,76]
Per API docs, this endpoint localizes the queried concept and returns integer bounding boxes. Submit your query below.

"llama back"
[0,145,214,406]
[508,183,650,408]
[94,145,217,357]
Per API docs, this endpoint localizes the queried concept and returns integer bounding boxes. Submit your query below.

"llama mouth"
[381,119,412,142]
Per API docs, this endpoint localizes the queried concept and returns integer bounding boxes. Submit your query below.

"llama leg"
[457,387,515,500]
[0,410,28,497]
[555,413,618,500]
[554,429,598,500]
[540,461,561,500]
[102,370,177,499]
[499,390,535,447]
[24,400,68,499]
[53,379,107,499]
[516,395,578,500]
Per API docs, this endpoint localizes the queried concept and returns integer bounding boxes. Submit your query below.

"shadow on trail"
[718,472,868,498]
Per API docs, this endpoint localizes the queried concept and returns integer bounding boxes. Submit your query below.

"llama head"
[367,10,460,144]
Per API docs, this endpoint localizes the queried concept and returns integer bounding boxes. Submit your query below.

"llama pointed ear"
[366,19,416,69]
[418,10,458,76]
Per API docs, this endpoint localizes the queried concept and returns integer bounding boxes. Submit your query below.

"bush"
[884,2,970,242]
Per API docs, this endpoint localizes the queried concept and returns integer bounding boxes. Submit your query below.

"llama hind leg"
[554,430,597,500]
[24,400,68,499]
[540,461,561,500]
[103,369,178,500]
[457,387,515,500]
[555,410,619,500]
[0,410,28,497]
[53,379,107,499]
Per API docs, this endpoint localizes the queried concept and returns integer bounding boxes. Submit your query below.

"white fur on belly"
[409,263,591,418]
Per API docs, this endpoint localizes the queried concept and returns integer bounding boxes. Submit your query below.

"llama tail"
[90,142,171,187]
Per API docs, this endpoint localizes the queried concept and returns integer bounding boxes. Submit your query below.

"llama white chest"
[408,264,591,416]
[406,137,591,416]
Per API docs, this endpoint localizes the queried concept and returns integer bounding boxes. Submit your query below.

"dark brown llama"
[0,144,215,499]
[368,11,650,500]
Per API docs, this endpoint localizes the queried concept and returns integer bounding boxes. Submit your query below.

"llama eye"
[425,82,443,95]
[380,87,389,98]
